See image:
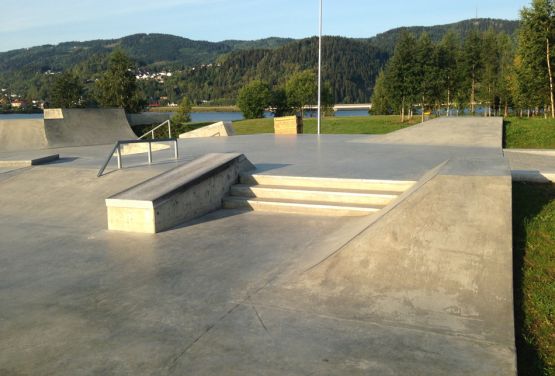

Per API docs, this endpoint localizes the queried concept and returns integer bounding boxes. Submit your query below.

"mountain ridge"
[0,18,520,104]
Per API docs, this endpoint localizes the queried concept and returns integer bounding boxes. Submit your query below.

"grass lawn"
[505,118,555,149]
[132,122,212,139]
[513,182,555,376]
[148,106,239,113]
[233,115,421,135]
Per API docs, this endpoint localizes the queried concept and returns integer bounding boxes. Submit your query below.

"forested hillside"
[0,18,518,105]
[369,18,519,53]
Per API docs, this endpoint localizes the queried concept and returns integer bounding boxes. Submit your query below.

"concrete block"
[106,153,254,233]
[179,121,235,139]
[274,116,303,135]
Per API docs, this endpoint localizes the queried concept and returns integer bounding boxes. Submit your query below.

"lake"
[0,110,371,122]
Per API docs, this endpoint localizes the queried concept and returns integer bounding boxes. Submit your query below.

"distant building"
[11,99,28,109]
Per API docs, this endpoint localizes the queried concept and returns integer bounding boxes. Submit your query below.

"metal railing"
[97,138,179,177]
[139,119,172,140]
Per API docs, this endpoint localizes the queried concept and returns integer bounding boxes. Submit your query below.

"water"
[0,113,43,120]
[136,110,370,122]
[0,109,371,122]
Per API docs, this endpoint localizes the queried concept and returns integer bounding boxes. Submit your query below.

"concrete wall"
[126,112,172,127]
[0,119,48,152]
[179,121,235,139]
[0,108,138,152]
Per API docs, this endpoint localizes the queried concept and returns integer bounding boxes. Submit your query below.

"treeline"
[372,29,514,119]
[142,37,387,105]
[0,19,518,107]
[373,0,555,119]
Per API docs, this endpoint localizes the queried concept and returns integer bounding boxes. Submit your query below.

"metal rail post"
[116,143,122,169]
[148,141,152,164]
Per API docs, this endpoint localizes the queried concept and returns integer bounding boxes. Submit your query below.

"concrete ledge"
[179,121,235,139]
[0,154,59,168]
[106,153,254,233]
[512,169,555,183]
[506,148,555,157]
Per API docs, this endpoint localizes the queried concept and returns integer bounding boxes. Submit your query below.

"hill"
[369,18,520,53]
[0,18,519,104]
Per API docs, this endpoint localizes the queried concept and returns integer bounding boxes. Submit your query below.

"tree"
[49,71,83,108]
[286,70,317,118]
[497,33,516,117]
[517,0,555,117]
[437,31,461,116]
[370,70,391,114]
[382,32,418,121]
[460,30,484,114]
[95,50,145,113]
[414,33,440,122]
[171,97,192,125]
[480,30,501,116]
[237,80,271,119]
[269,86,291,117]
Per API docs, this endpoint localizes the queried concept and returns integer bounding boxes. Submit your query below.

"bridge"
[303,103,372,111]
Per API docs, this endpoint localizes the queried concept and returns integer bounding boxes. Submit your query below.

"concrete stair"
[223,173,416,217]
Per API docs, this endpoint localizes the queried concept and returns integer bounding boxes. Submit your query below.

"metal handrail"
[97,138,179,177]
[139,119,172,140]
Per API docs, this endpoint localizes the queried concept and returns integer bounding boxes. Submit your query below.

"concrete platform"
[0,117,517,375]
[504,149,555,182]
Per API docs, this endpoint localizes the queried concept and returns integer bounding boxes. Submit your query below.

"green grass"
[132,122,212,139]
[148,106,239,113]
[505,118,555,149]
[513,183,555,376]
[233,115,421,135]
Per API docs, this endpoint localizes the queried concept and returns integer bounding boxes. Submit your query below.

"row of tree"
[48,50,144,113]
[371,29,514,120]
[237,70,334,119]
[372,0,555,119]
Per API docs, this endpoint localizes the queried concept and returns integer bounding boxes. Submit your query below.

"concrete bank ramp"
[179,121,235,139]
[0,119,48,151]
[252,157,516,374]
[0,108,137,152]
[360,116,503,148]
[240,118,517,374]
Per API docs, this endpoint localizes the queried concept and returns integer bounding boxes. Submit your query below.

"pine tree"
[49,71,83,108]
[460,30,483,114]
[95,50,144,113]
[517,0,555,117]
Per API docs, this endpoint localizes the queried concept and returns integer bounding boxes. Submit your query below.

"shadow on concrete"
[168,209,248,232]
[512,182,555,375]
[248,163,290,173]
[46,157,80,165]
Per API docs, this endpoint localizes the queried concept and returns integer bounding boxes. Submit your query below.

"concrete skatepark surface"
[0,117,518,375]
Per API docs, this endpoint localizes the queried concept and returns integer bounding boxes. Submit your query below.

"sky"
[0,0,530,52]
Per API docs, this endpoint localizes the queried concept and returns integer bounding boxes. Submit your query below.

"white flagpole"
[317,0,323,135]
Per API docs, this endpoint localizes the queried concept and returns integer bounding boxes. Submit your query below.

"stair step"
[240,173,415,193]
[222,196,383,217]
[229,184,399,205]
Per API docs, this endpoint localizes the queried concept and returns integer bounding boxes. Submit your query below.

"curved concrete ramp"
[44,108,136,148]
[0,108,137,152]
